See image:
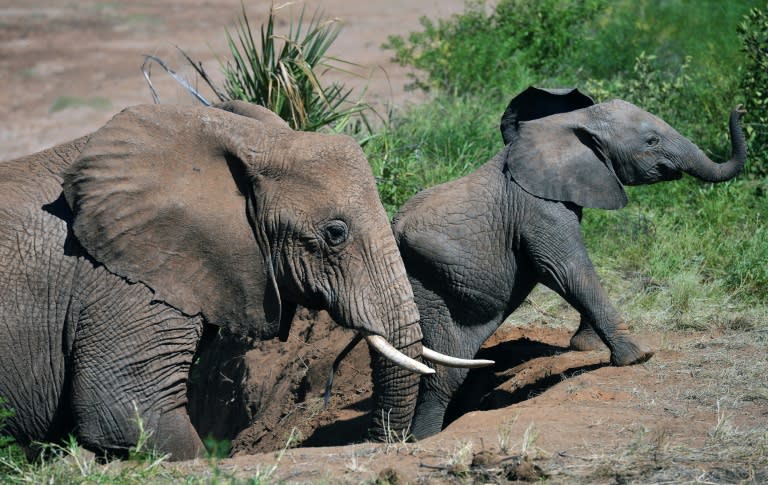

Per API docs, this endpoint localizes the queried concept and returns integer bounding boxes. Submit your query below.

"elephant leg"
[539,257,652,365]
[409,276,504,438]
[411,381,455,439]
[524,210,653,366]
[147,408,204,460]
[70,285,205,459]
[73,403,203,460]
[569,316,609,352]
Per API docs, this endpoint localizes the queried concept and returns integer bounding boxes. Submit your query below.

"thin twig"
[141,54,211,106]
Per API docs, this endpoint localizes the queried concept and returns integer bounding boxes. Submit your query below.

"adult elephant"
[393,86,747,439]
[0,101,479,460]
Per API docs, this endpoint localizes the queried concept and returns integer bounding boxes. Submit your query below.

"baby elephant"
[394,86,747,439]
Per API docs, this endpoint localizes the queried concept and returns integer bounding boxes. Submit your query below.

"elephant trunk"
[361,234,425,440]
[682,107,747,182]
[368,303,423,440]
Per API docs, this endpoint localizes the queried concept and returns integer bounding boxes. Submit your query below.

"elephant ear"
[504,118,628,210]
[500,86,594,145]
[62,104,292,339]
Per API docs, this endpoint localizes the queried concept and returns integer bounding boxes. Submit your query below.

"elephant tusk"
[365,335,436,375]
[422,347,495,368]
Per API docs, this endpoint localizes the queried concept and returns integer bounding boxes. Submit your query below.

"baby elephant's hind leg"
[569,316,609,352]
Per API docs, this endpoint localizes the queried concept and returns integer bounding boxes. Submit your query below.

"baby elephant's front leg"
[528,222,653,366]
[557,262,653,366]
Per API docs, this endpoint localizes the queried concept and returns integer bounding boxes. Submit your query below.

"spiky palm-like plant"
[183,4,372,133]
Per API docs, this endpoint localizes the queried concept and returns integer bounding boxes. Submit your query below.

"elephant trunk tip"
[684,106,747,183]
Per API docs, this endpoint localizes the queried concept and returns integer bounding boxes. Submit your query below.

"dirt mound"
[188,309,375,455]
[189,312,616,457]
[177,323,768,483]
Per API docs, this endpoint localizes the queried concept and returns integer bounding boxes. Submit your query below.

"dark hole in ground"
[443,337,608,429]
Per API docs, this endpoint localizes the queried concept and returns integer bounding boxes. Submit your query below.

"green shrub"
[738,5,768,177]
[383,2,514,94]
[383,0,603,96]
[578,0,758,80]
[493,0,606,73]
[367,95,500,215]
[180,4,372,134]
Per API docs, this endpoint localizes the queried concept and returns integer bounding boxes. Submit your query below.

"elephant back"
[0,136,91,215]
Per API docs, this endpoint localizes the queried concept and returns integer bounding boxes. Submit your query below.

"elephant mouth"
[656,160,682,181]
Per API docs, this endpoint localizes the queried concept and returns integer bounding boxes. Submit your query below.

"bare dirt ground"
[180,303,767,484]
[2,2,767,483]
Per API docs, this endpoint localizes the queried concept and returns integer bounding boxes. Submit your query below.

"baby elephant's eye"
[323,220,349,246]
[646,134,660,147]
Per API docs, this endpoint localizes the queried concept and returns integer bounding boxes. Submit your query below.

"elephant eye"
[646,135,660,147]
[322,220,349,247]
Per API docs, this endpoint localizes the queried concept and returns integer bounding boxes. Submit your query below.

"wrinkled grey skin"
[0,102,423,459]
[394,87,747,439]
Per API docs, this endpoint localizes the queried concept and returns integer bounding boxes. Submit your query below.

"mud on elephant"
[392,87,747,439]
[0,101,480,460]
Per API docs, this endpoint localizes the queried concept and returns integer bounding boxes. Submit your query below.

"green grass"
[583,177,768,304]
[0,431,281,485]
[49,96,112,113]
[366,95,501,215]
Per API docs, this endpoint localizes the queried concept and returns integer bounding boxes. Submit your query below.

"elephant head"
[500,86,747,209]
[60,102,470,439]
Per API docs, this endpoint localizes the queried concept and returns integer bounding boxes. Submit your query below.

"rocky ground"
[2,2,767,483]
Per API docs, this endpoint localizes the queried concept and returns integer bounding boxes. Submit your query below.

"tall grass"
[583,178,768,306]
[366,95,500,214]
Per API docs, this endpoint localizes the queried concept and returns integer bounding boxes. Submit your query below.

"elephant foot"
[609,333,654,366]
[569,325,608,352]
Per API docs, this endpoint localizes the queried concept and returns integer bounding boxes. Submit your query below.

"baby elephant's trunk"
[682,107,747,182]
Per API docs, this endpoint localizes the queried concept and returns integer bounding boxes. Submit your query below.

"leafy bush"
[493,0,606,73]
[383,0,604,96]
[366,95,500,215]
[738,5,768,177]
[179,4,372,133]
[577,0,759,80]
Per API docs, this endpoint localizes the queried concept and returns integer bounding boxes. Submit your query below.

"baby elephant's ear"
[500,86,594,145]
[505,120,628,210]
